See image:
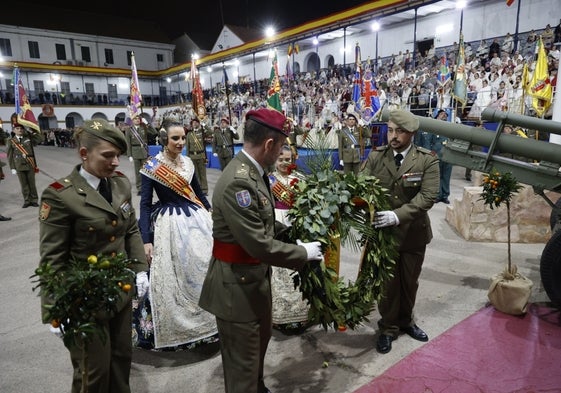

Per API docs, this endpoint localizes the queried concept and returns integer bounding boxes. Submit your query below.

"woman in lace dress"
[268,145,309,332]
[135,119,217,349]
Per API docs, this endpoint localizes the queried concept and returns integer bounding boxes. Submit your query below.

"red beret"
[246,108,291,137]
[220,118,230,125]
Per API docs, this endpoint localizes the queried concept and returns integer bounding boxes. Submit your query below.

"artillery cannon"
[381,108,561,307]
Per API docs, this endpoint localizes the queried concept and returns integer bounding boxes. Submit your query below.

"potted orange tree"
[480,168,533,315]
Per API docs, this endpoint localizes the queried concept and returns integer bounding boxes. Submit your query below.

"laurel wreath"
[282,143,398,331]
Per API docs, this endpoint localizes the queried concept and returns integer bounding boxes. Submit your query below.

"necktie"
[394,153,403,168]
[263,173,270,189]
[98,178,112,203]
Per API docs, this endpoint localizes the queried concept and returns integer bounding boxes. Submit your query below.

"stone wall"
[445,173,559,243]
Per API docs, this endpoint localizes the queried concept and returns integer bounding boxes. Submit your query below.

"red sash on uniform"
[212,239,260,264]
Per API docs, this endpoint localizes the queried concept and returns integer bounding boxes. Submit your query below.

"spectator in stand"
[488,38,501,60]
[476,40,489,61]
[501,33,514,55]
[554,19,561,45]
[543,24,554,49]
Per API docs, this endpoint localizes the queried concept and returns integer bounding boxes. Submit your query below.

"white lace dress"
[138,152,217,349]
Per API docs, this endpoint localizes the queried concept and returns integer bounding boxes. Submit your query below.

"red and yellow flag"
[13,66,40,132]
[528,37,552,117]
[506,0,515,6]
[190,59,206,120]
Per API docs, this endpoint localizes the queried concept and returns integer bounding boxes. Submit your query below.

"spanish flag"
[506,0,514,6]
[528,37,552,117]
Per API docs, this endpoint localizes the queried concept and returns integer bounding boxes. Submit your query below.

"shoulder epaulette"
[49,179,71,191]
[374,145,387,152]
[416,146,433,155]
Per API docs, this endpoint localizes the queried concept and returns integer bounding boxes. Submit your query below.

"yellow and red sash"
[11,137,38,172]
[141,157,204,208]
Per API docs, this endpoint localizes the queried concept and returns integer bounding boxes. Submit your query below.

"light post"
[207,66,213,97]
[372,21,380,74]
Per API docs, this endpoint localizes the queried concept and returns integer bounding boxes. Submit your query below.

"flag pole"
[222,63,233,126]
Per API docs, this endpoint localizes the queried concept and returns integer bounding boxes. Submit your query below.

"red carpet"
[355,303,561,393]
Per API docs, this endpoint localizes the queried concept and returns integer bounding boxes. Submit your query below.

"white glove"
[128,156,133,162]
[213,153,218,157]
[136,271,150,298]
[339,160,344,167]
[297,239,323,261]
[141,118,148,125]
[49,325,63,338]
[11,169,16,175]
[374,211,399,228]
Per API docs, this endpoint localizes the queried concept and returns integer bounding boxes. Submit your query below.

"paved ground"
[0,145,550,393]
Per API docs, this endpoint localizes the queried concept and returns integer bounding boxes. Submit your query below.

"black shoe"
[31,202,39,207]
[441,198,450,204]
[465,176,472,181]
[376,334,394,354]
[22,203,30,208]
[262,388,272,393]
[401,324,429,342]
[0,215,11,221]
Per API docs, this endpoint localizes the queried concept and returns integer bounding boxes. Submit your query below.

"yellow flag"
[528,37,552,117]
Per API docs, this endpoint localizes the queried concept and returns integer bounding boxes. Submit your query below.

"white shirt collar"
[79,166,103,190]
[393,144,412,158]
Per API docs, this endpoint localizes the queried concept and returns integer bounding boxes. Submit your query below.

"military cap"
[246,108,291,137]
[12,121,23,128]
[346,112,358,121]
[220,117,230,125]
[388,109,419,133]
[191,118,201,124]
[82,119,127,153]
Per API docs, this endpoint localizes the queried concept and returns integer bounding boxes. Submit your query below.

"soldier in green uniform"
[125,113,158,195]
[38,119,149,393]
[187,118,212,194]
[360,109,439,355]
[338,112,371,174]
[199,108,322,393]
[7,122,43,207]
[212,117,240,170]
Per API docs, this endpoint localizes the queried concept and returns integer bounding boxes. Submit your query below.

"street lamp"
[371,21,380,73]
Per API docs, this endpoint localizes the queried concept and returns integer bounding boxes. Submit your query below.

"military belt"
[213,239,260,264]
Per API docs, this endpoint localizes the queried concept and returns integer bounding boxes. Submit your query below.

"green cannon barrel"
[380,109,561,165]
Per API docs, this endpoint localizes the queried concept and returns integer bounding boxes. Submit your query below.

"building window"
[33,80,45,94]
[28,41,40,59]
[127,51,132,66]
[104,48,114,65]
[0,38,12,57]
[60,81,70,95]
[81,46,91,63]
[108,84,118,100]
[157,54,163,62]
[55,44,67,61]
[85,82,95,96]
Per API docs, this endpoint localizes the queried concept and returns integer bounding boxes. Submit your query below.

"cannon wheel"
[550,197,561,231]
[540,228,561,308]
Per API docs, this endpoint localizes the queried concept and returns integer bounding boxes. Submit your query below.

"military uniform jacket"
[338,125,371,163]
[126,124,157,159]
[38,165,148,322]
[198,152,308,322]
[187,126,211,160]
[360,145,439,251]
[7,132,43,171]
[212,127,239,158]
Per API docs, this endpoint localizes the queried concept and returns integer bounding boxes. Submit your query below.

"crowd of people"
[8,21,558,393]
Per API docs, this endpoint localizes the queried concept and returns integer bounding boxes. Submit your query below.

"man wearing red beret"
[199,108,322,393]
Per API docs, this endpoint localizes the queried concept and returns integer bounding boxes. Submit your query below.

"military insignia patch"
[235,190,251,207]
[49,181,64,190]
[39,202,51,221]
